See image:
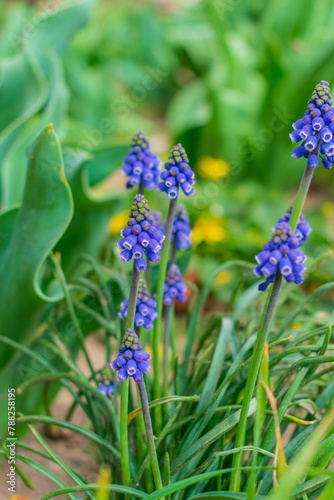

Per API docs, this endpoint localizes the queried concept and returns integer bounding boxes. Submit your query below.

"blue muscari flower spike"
[118,277,158,331]
[278,205,312,244]
[254,220,308,291]
[111,328,151,383]
[163,264,187,305]
[97,365,115,398]
[121,131,161,190]
[290,81,334,170]
[152,211,163,230]
[118,194,165,273]
[158,143,195,199]
[171,204,192,251]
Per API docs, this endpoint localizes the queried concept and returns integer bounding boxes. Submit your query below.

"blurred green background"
[1,0,334,299]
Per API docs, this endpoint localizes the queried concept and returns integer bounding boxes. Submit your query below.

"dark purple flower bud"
[167,186,179,199]
[291,82,334,169]
[135,257,147,273]
[117,367,128,382]
[176,173,186,183]
[126,359,137,376]
[289,130,302,143]
[294,274,304,285]
[163,264,187,305]
[147,238,161,253]
[292,145,306,159]
[312,117,324,131]
[121,226,132,237]
[133,371,143,383]
[308,154,319,169]
[135,312,145,327]
[254,218,308,291]
[117,238,126,249]
[138,303,149,316]
[148,225,158,238]
[96,365,115,399]
[255,250,270,265]
[293,118,304,130]
[269,250,282,265]
[120,249,132,263]
[319,127,333,142]
[128,174,141,186]
[165,176,176,187]
[302,114,312,124]
[304,135,318,152]
[123,234,138,250]
[288,249,306,264]
[146,250,161,264]
[138,360,151,374]
[132,244,143,259]
[147,298,156,308]
[159,144,195,198]
[180,181,193,195]
[262,262,277,278]
[322,141,334,156]
[121,131,161,190]
[123,350,133,360]
[138,231,150,247]
[322,157,332,169]
[132,224,142,235]
[300,124,313,139]
[118,279,158,332]
[111,329,152,383]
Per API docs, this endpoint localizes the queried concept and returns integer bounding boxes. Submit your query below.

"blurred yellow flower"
[145,343,164,360]
[197,156,230,180]
[322,201,334,218]
[192,217,229,246]
[291,322,303,330]
[109,210,128,235]
[97,465,111,500]
[215,270,231,285]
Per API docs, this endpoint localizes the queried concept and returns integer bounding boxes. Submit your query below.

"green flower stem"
[49,253,96,383]
[145,261,152,292]
[138,379,163,494]
[121,262,140,487]
[230,272,282,492]
[230,158,316,493]
[153,197,178,433]
[162,238,177,401]
[170,237,177,267]
[163,302,174,399]
[125,263,141,330]
[139,178,144,195]
[289,163,314,233]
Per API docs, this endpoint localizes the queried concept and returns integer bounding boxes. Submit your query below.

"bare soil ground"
[0,334,108,500]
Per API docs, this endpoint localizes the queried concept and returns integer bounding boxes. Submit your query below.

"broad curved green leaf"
[0,124,73,366]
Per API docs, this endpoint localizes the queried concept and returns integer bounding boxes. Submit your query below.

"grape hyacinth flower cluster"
[111,329,151,383]
[163,264,187,305]
[254,221,308,291]
[158,144,195,199]
[279,206,312,243]
[290,81,334,169]
[118,277,158,331]
[171,204,192,251]
[118,194,165,273]
[121,131,161,190]
[152,211,163,230]
[96,365,115,398]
